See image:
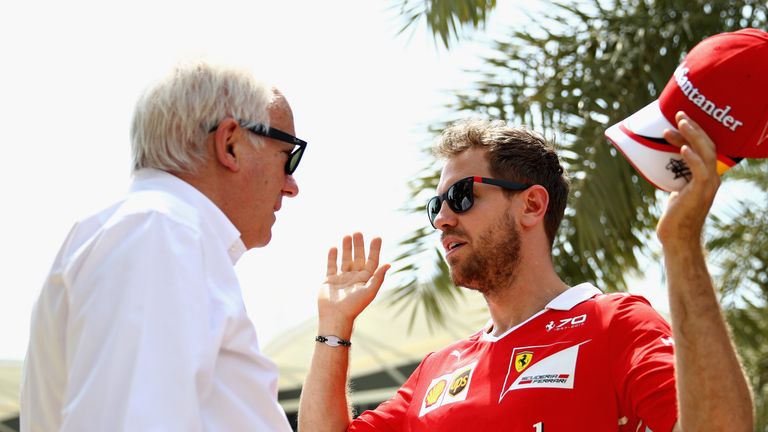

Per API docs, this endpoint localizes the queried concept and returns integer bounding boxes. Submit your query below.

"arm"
[298,233,390,432]
[61,213,211,431]
[658,112,754,431]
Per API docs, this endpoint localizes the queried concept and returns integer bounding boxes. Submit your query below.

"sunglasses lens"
[427,197,442,226]
[447,178,474,212]
[426,178,476,228]
[286,147,304,174]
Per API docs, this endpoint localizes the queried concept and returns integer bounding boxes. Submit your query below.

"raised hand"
[657,112,754,431]
[657,111,721,245]
[300,234,391,431]
[318,233,390,329]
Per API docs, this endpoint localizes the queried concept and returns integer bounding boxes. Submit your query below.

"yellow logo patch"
[425,379,447,407]
[515,351,534,372]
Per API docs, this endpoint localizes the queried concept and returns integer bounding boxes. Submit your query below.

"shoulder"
[586,293,673,353]
[72,188,202,235]
[593,292,652,308]
[420,330,483,366]
[592,293,669,327]
[83,189,204,245]
[112,189,202,232]
[62,192,205,271]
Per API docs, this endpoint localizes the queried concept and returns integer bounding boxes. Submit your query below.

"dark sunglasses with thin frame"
[209,119,307,175]
[426,176,532,228]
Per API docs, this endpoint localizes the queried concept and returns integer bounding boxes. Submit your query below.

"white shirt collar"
[545,282,603,311]
[129,168,246,264]
[479,283,602,341]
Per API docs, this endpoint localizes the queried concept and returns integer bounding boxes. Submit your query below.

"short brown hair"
[434,119,570,247]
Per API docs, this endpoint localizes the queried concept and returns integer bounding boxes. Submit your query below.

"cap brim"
[605,100,690,192]
[606,100,740,192]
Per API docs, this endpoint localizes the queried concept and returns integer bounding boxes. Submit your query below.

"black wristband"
[315,335,351,347]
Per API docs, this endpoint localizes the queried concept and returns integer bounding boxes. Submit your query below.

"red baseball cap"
[605,28,768,192]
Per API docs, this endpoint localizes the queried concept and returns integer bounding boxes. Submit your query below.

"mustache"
[441,227,469,242]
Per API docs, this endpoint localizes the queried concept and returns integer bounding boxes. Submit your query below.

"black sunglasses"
[426,176,533,228]
[209,119,307,175]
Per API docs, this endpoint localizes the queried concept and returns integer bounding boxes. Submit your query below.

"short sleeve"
[606,295,678,432]
[348,354,432,431]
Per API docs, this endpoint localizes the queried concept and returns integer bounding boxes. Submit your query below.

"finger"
[352,232,365,269]
[675,111,716,164]
[662,128,687,149]
[340,235,353,272]
[326,247,338,276]
[366,264,391,296]
[365,237,382,274]
[677,119,718,187]
[679,144,708,186]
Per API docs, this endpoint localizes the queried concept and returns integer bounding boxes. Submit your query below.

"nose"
[282,174,299,197]
[432,200,457,231]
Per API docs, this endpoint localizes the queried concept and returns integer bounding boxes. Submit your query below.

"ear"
[518,185,549,229]
[213,118,241,172]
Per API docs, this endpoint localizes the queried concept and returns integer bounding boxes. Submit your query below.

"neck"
[483,263,568,337]
[173,163,231,213]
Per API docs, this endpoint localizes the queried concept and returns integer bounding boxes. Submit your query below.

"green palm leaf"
[391,0,497,48]
[390,0,768,424]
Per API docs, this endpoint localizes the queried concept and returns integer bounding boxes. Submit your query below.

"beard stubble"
[447,210,522,296]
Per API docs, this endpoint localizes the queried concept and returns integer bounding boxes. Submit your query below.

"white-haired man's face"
[230,95,300,249]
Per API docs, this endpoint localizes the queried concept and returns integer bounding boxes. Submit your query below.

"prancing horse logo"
[515,351,534,373]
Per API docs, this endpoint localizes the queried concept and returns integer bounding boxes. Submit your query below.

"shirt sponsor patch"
[418,361,478,417]
[514,351,534,373]
[500,340,590,402]
[424,379,446,408]
[545,313,587,332]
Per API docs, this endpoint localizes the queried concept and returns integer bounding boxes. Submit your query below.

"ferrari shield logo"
[515,351,534,372]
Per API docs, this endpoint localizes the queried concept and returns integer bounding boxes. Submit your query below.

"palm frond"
[390,0,497,48]
[390,0,768,420]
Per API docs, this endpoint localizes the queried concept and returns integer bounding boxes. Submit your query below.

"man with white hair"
[21,61,303,431]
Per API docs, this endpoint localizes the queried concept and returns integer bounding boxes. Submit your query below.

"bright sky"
[0,0,482,361]
[0,0,674,361]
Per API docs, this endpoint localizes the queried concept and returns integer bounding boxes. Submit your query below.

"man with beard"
[298,117,753,431]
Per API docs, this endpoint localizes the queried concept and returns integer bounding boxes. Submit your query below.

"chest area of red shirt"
[407,307,616,429]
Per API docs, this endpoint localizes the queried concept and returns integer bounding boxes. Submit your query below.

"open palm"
[319,233,390,324]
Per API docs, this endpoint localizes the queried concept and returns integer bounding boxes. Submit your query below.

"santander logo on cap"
[672,63,744,132]
[605,28,768,192]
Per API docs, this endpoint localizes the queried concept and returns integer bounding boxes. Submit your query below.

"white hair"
[130,60,274,174]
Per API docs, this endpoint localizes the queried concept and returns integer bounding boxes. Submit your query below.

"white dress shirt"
[21,168,291,432]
